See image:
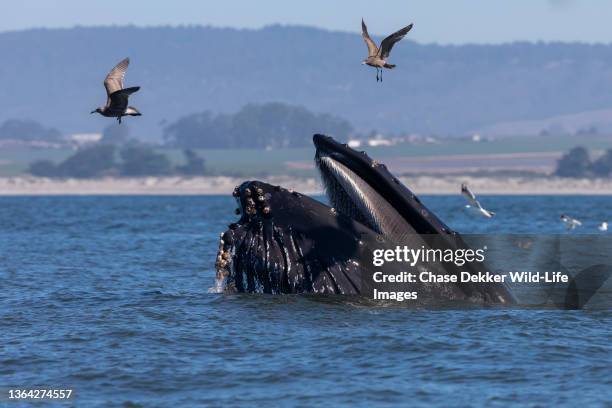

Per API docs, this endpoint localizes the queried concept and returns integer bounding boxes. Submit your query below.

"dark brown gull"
[361,19,413,82]
[91,58,141,124]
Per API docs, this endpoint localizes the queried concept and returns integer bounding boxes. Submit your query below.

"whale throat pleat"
[318,155,419,245]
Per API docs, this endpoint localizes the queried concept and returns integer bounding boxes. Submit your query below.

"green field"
[1,134,611,177]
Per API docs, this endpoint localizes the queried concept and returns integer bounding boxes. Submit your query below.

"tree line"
[555,146,612,178]
[29,145,206,178]
[162,102,353,149]
[0,119,61,141]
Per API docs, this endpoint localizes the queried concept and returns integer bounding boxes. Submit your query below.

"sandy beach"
[0,175,611,195]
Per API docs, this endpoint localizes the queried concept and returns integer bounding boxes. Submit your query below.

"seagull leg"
[118,116,122,125]
[376,68,379,82]
[380,69,383,82]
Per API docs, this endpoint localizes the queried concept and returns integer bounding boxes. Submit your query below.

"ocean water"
[1,195,611,407]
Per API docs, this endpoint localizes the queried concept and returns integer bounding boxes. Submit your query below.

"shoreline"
[0,176,611,195]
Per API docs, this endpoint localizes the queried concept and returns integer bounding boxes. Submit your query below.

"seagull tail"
[383,63,396,69]
[126,106,142,116]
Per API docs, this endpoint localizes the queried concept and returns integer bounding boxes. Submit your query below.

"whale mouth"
[316,148,418,244]
[215,134,461,295]
[313,134,454,240]
[214,134,517,304]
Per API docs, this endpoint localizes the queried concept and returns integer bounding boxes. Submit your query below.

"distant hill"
[476,108,612,137]
[3,25,612,140]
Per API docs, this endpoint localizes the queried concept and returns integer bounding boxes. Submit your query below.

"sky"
[1,0,611,44]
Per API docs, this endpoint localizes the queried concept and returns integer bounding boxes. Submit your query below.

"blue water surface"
[1,195,611,407]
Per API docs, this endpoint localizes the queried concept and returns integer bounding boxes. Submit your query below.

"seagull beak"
[90,110,96,114]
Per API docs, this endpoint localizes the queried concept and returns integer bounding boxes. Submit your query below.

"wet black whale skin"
[217,134,519,304]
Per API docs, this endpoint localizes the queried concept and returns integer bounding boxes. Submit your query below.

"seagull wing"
[104,58,130,98]
[361,19,379,57]
[461,184,479,207]
[378,23,413,59]
[474,200,487,211]
[481,208,495,218]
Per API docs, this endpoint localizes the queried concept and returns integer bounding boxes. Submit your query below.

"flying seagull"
[598,221,608,231]
[361,19,413,82]
[560,214,582,230]
[91,58,141,124]
[461,183,495,218]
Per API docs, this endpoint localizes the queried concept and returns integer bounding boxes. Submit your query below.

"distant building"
[367,138,393,147]
[65,133,102,147]
[348,133,442,148]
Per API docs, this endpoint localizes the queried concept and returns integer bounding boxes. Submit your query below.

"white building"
[65,133,103,147]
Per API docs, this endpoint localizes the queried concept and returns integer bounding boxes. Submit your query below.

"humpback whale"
[215,134,610,308]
